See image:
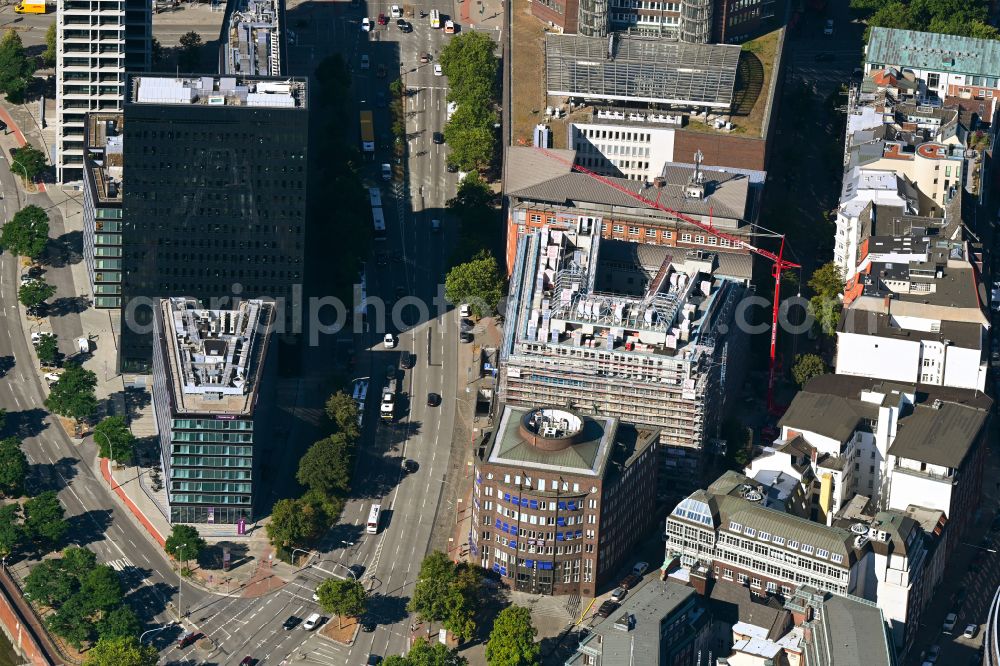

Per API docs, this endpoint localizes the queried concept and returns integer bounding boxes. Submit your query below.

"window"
[758,532,770,541]
[750,577,761,589]
[788,540,799,550]
[663,230,673,239]
[723,568,733,579]
[744,527,756,538]
[737,573,748,585]
[646,228,657,237]
[772,535,785,546]
[781,585,792,596]
[628,226,639,235]
[831,553,844,564]
[801,544,814,555]
[729,521,742,532]
[613,224,624,233]
[766,581,777,593]
[681,233,692,242]
[694,235,704,244]
[816,549,830,559]
[926,73,940,88]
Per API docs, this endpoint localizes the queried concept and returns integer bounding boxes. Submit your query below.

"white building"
[834,168,916,275]
[55,0,150,183]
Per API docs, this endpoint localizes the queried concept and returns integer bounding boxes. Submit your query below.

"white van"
[303,613,322,630]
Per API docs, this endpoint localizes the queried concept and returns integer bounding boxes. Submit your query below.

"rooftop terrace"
[222,0,282,77]
[160,297,273,415]
[130,75,306,109]
[84,113,123,205]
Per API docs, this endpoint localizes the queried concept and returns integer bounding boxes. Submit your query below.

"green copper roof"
[867,27,1000,77]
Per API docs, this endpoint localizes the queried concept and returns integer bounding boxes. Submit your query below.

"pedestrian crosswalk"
[106,557,134,572]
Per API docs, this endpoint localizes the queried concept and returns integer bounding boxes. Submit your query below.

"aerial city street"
[0,0,996,663]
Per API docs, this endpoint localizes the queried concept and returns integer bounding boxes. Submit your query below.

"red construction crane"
[535,147,800,415]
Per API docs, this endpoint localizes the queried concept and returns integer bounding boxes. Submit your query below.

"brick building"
[472,405,659,596]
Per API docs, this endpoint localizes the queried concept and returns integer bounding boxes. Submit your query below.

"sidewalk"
[456,0,504,30]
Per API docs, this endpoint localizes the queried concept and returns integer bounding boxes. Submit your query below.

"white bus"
[372,206,386,238]
[366,504,381,534]
[429,9,440,28]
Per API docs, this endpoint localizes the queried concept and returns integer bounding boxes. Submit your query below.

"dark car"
[367,655,383,666]
[350,564,367,578]
[459,331,473,344]
[420,53,431,63]
[432,131,444,144]
[446,162,459,173]
[595,601,619,618]
[460,318,474,332]
[619,574,639,590]
[239,658,255,666]
[177,632,201,648]
[401,351,414,369]
[283,616,301,630]
[361,619,377,632]
[427,392,441,407]
[396,18,411,31]
[402,458,419,473]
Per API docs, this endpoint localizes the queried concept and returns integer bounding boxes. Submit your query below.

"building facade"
[501,225,752,492]
[151,297,275,525]
[82,113,124,309]
[55,0,150,183]
[472,405,659,596]
[120,74,308,371]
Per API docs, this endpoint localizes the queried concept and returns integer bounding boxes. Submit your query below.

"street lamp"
[9,158,28,185]
[94,430,114,469]
[139,625,170,644]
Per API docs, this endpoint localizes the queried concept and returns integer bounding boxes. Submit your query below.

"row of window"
[170,431,253,444]
[171,444,253,456]
[726,521,844,563]
[171,481,251,493]
[170,468,251,480]
[171,493,251,504]
[170,456,252,468]
[172,419,253,430]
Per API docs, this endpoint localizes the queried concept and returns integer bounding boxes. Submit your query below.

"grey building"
[120,74,308,371]
[500,223,752,493]
[82,113,124,309]
[565,580,711,665]
[151,297,275,525]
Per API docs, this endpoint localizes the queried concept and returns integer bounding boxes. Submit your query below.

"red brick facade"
[0,569,61,666]
[531,0,579,33]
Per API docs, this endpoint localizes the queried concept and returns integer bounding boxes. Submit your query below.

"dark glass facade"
[120,76,308,371]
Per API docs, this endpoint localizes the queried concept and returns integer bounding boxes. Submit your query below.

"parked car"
[632,562,649,577]
[964,623,978,639]
[619,574,639,590]
[381,163,392,180]
[390,4,401,16]
[823,19,833,35]
[303,613,322,630]
[610,587,627,602]
[434,64,443,76]
[595,601,619,618]
[459,304,472,317]
[239,658,255,666]
[943,612,958,633]
[401,351,414,369]
[361,620,376,632]
[397,19,411,32]
[367,655,383,666]
[459,331,473,344]
[384,333,396,349]
[446,162,459,173]
[926,644,941,662]
[377,12,388,24]
[431,218,441,232]
[43,372,60,384]
[283,616,301,630]
[361,16,371,31]
[360,54,370,69]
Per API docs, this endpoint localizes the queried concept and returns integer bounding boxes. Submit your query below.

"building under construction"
[500,221,753,492]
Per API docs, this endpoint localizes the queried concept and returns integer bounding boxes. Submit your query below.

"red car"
[377,13,388,25]
[177,632,201,648]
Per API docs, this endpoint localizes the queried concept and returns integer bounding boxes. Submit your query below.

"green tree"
[408,551,458,624]
[79,564,123,612]
[485,605,540,666]
[164,524,206,567]
[792,353,827,387]
[42,22,56,67]
[18,279,55,308]
[439,31,498,107]
[443,562,480,643]
[92,416,136,464]
[84,635,159,666]
[297,433,353,498]
[807,261,844,337]
[47,594,93,647]
[95,605,142,641]
[0,436,28,497]
[9,146,48,184]
[36,334,58,366]
[448,173,499,263]
[23,490,68,547]
[0,504,22,559]
[0,408,6,433]
[44,362,98,423]
[316,577,367,628]
[177,31,202,71]
[443,104,498,172]
[24,557,77,608]
[0,29,35,103]
[384,639,468,666]
[150,37,164,69]
[324,391,359,437]
[1,204,49,259]
[444,250,505,317]
[266,497,324,549]
[721,418,753,470]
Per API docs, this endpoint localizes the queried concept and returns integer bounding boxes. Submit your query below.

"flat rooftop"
[84,113,123,205]
[545,33,740,109]
[866,27,1000,78]
[223,0,282,77]
[160,297,273,416]
[130,75,306,109]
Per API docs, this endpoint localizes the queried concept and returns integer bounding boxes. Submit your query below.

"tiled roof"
[866,27,1000,77]
[888,400,987,468]
[779,391,878,443]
